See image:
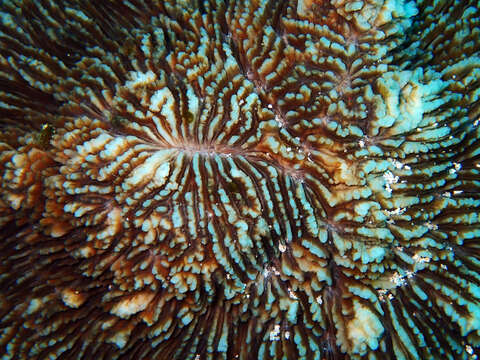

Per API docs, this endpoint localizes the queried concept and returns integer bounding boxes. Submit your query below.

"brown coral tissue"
[1,0,480,359]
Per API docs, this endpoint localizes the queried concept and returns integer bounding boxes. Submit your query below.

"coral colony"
[0,0,479,359]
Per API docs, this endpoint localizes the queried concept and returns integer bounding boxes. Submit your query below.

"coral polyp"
[1,0,480,359]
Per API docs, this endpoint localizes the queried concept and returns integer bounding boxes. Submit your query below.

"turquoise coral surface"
[0,0,479,359]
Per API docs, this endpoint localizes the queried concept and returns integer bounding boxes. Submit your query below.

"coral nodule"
[1,0,480,359]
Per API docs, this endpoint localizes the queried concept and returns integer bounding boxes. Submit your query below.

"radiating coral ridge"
[0,0,480,359]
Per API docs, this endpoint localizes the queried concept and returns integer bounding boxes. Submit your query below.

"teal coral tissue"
[0,0,479,359]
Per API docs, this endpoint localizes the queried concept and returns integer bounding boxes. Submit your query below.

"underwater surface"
[0,0,480,359]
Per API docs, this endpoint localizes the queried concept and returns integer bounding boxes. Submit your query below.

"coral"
[0,0,479,359]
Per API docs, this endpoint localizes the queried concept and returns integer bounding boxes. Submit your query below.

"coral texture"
[0,0,480,359]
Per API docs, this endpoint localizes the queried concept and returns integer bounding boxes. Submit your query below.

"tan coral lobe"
[1,0,480,359]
